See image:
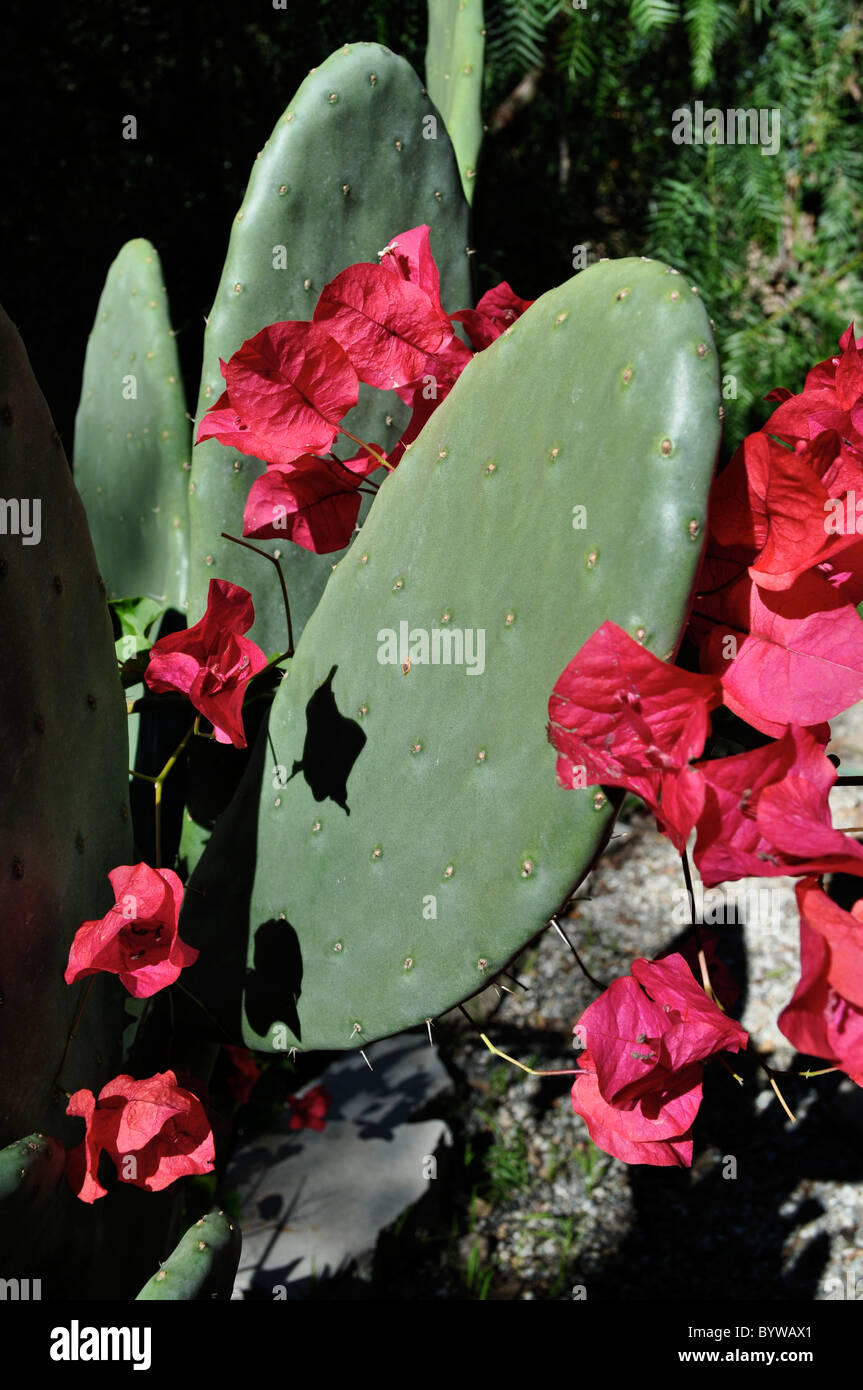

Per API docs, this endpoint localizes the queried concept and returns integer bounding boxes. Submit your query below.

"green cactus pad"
[73,239,190,611]
[426,0,485,202]
[0,304,133,1145]
[183,257,721,1053]
[0,1133,66,1278]
[0,1132,65,1205]
[136,1209,241,1300]
[188,42,473,656]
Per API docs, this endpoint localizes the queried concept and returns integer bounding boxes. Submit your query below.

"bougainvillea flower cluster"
[552,325,863,1164]
[144,577,268,749]
[65,863,196,998]
[570,953,748,1167]
[66,1071,215,1204]
[195,224,532,552]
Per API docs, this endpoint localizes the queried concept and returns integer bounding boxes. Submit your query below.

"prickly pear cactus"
[188,42,473,655]
[181,257,721,1053]
[0,1133,66,1275]
[426,0,485,201]
[135,1209,241,1300]
[73,239,190,612]
[0,303,133,1146]
[0,1133,65,1206]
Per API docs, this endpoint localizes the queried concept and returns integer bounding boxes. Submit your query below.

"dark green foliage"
[478,0,863,450]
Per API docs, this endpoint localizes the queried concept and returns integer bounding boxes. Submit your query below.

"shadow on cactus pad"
[245,919,304,1042]
[286,665,366,816]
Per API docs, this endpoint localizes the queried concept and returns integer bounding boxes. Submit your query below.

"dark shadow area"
[583,1061,857,1301]
[178,661,284,876]
[245,919,303,1042]
[129,607,188,867]
[1,2,430,452]
[287,665,366,814]
[172,713,271,1046]
[825,872,863,914]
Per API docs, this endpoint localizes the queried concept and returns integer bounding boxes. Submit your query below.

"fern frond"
[486,0,554,78]
[555,13,597,80]
[629,0,679,35]
[686,0,716,85]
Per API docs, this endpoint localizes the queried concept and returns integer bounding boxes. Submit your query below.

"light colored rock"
[229,1031,451,1298]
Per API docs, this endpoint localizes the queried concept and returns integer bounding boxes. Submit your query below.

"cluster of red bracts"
[61,864,330,1203]
[196,224,532,554]
[552,324,863,1165]
[134,229,532,750]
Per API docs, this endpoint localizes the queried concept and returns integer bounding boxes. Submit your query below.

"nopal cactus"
[135,1209,241,1301]
[0,303,184,1298]
[8,5,807,1304]
[188,42,473,658]
[73,239,190,614]
[0,303,132,1146]
[176,256,721,1054]
[425,0,486,202]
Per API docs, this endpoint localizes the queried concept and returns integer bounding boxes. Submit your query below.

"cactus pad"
[0,304,133,1144]
[188,42,473,655]
[73,239,190,611]
[136,1209,241,1300]
[426,0,485,201]
[183,258,721,1054]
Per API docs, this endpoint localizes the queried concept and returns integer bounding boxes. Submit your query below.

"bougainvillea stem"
[336,426,394,472]
[173,981,231,1041]
[502,970,529,992]
[221,531,294,655]
[477,1032,578,1078]
[325,452,380,492]
[716,1055,745,1086]
[766,1071,797,1124]
[53,976,96,1096]
[153,721,196,869]
[131,997,152,1052]
[680,850,719,1006]
[457,1002,578,1077]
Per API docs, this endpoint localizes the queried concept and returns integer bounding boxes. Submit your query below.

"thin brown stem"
[680,849,720,1006]
[131,997,152,1051]
[173,981,233,1040]
[221,532,294,655]
[765,1069,797,1123]
[325,452,380,491]
[716,1054,745,1086]
[54,978,96,1094]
